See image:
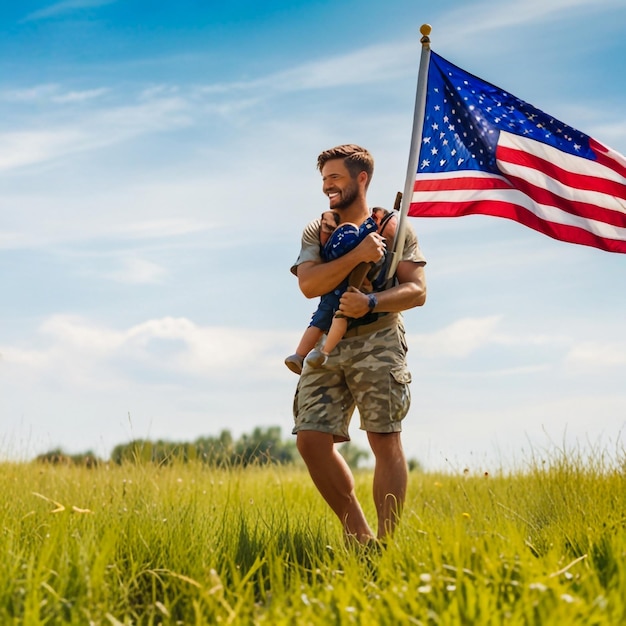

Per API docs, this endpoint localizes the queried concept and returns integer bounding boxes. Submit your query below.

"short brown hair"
[317,144,374,188]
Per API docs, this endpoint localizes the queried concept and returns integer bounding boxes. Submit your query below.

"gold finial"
[420,23,432,46]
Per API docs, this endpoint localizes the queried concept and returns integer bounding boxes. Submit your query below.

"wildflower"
[561,594,576,604]
[417,585,432,594]
[529,582,548,592]
[462,512,471,519]
[419,573,432,583]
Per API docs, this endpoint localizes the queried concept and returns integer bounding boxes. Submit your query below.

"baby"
[285,207,397,374]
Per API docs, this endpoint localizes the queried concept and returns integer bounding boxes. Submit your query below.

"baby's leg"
[285,326,324,374]
[295,326,324,357]
[322,316,348,356]
[306,316,348,368]
[348,261,372,289]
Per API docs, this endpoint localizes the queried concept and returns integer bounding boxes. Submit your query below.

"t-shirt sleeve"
[401,223,427,265]
[290,219,322,276]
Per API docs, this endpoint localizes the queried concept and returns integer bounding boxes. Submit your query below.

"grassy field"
[1,450,624,625]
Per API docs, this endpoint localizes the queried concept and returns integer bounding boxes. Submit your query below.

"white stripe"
[498,157,626,215]
[499,131,626,185]
[415,170,507,182]
[411,186,626,241]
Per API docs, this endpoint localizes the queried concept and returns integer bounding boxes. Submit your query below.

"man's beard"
[331,180,359,210]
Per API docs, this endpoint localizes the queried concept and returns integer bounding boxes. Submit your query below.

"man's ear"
[358,170,369,187]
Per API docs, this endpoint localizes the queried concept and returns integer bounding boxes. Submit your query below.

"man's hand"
[337,261,427,318]
[338,286,371,319]
[297,232,386,299]
[356,232,386,264]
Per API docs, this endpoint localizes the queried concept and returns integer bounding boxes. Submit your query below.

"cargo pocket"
[389,366,412,422]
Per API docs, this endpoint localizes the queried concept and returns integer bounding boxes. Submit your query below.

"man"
[291,144,427,544]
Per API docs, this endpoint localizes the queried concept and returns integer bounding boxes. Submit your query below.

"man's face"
[321,159,359,210]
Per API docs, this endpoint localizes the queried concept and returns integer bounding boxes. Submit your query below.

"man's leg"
[367,431,408,539]
[297,430,375,543]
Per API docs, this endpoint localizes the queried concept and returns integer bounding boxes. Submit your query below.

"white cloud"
[0,129,84,170]
[52,88,110,104]
[197,39,416,100]
[407,315,577,365]
[40,315,124,354]
[565,341,626,368]
[1,315,295,390]
[0,84,109,104]
[23,0,117,22]
[104,258,168,284]
[114,219,211,241]
[437,0,624,43]
[0,84,60,102]
[0,95,191,172]
[410,316,503,358]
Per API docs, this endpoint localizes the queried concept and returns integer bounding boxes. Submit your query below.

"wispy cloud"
[0,95,190,171]
[198,39,416,98]
[23,0,117,22]
[436,0,625,44]
[0,84,109,104]
[53,88,110,104]
[0,84,60,102]
[103,258,169,285]
[565,341,626,368]
[409,316,571,361]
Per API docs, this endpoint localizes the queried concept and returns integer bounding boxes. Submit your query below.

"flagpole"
[385,24,432,281]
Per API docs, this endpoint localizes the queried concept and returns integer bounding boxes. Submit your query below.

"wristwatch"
[367,293,378,312]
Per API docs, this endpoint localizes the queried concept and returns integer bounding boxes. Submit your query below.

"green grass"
[1,451,625,625]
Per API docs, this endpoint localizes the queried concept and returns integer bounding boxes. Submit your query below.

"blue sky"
[1,0,625,471]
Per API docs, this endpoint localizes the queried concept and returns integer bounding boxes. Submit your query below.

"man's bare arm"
[296,232,386,298]
[337,260,426,318]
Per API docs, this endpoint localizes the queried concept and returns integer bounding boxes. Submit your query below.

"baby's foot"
[305,349,328,368]
[284,354,304,375]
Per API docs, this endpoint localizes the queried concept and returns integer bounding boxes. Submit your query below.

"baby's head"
[320,210,340,245]
[372,207,397,241]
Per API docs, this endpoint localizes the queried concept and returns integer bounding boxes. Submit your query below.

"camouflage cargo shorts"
[292,320,412,442]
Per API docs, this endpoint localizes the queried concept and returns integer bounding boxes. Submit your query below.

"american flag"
[409,51,626,253]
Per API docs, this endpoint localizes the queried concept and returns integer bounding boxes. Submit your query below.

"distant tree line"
[110,426,297,467]
[34,448,101,468]
[35,425,423,471]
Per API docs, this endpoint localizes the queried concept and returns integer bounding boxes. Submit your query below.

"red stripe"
[413,174,512,191]
[414,176,512,192]
[408,199,626,253]
[498,144,626,200]
[590,138,626,180]
[505,173,626,228]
